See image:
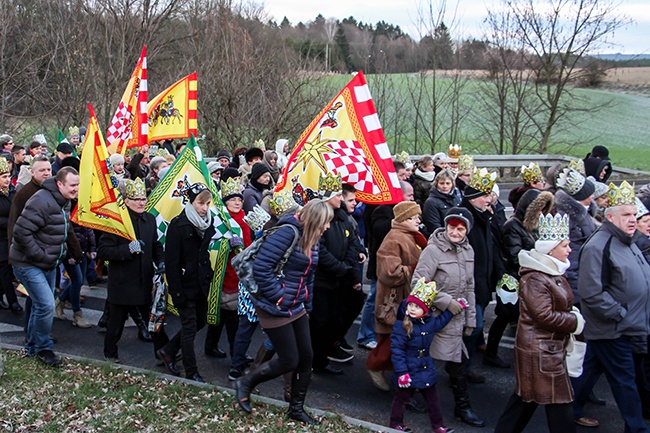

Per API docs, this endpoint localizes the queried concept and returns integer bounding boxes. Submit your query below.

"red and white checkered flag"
[323,140,379,195]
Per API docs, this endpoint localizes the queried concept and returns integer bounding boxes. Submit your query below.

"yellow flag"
[72,104,137,241]
[147,72,198,142]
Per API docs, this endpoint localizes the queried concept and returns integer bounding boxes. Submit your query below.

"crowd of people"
[1,130,650,432]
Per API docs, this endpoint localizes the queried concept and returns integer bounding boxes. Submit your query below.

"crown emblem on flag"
[521,162,543,185]
[458,154,474,172]
[538,214,570,242]
[411,278,438,309]
[125,178,146,199]
[269,189,300,216]
[608,180,636,207]
[557,168,586,196]
[318,172,342,198]
[395,151,411,165]
[0,157,9,175]
[568,159,586,176]
[220,177,242,200]
[469,167,497,195]
[448,144,462,160]
[68,126,80,137]
[244,205,271,234]
[252,139,265,150]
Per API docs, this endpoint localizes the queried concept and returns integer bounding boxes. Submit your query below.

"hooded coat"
[583,156,612,183]
[422,187,461,238]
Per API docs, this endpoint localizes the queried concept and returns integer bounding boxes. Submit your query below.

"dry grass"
[603,67,650,85]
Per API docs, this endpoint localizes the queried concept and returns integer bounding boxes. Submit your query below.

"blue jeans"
[463,303,484,371]
[59,262,83,312]
[231,316,259,372]
[14,266,56,355]
[357,278,377,345]
[573,338,650,433]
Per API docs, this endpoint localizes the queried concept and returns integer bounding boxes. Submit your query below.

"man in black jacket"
[10,167,80,367]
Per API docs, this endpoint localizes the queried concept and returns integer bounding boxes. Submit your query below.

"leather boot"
[72,310,92,328]
[98,301,110,328]
[235,361,276,414]
[283,372,293,403]
[450,374,485,427]
[287,371,320,425]
[131,309,153,342]
[252,344,275,369]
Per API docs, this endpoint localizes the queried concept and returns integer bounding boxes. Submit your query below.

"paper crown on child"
[244,205,271,234]
[457,154,474,172]
[409,278,438,310]
[538,214,570,242]
[269,188,301,216]
[468,167,498,195]
[521,162,543,185]
[124,178,146,199]
[447,144,461,161]
[608,180,636,207]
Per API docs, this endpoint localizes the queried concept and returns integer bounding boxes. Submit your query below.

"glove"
[68,257,77,265]
[463,326,474,337]
[571,307,585,334]
[129,240,143,254]
[457,298,469,309]
[398,374,411,388]
[229,236,244,248]
[447,299,463,315]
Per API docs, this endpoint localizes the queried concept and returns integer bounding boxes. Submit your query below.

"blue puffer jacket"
[252,214,318,317]
[391,300,453,389]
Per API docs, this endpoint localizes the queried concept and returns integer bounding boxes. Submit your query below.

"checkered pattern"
[106,101,132,143]
[323,140,379,194]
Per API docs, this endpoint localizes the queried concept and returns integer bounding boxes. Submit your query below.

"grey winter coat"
[578,219,650,340]
[10,177,71,270]
[412,228,476,363]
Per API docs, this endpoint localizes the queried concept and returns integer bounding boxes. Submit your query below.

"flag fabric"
[57,130,69,145]
[71,104,136,241]
[147,72,198,142]
[106,46,148,155]
[146,135,242,325]
[274,71,403,204]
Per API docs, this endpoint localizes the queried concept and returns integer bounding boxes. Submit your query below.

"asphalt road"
[0,282,636,433]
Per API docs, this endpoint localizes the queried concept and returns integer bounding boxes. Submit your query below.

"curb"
[0,344,399,433]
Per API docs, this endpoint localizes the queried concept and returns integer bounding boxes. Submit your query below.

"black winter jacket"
[0,185,15,262]
[10,178,71,270]
[98,208,164,306]
[366,204,394,280]
[422,188,461,238]
[165,209,216,306]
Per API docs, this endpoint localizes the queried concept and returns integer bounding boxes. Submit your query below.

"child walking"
[390,278,463,433]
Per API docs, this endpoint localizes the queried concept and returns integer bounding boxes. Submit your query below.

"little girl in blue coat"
[390,279,465,433]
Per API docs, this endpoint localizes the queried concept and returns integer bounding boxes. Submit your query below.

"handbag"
[376,288,399,326]
[565,334,587,378]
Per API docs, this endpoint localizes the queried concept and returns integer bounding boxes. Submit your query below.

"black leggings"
[264,314,313,378]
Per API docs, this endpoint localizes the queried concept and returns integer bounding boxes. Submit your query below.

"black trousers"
[264,314,313,377]
[338,286,366,344]
[104,303,150,358]
[204,308,239,355]
[310,286,339,369]
[165,299,208,376]
[0,260,17,305]
[494,393,575,433]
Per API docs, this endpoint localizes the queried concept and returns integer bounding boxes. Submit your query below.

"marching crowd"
[1,130,650,433]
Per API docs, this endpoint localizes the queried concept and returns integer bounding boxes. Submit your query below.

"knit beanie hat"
[222,167,240,183]
[591,145,609,159]
[109,153,125,166]
[250,162,270,182]
[406,295,429,316]
[207,161,222,174]
[444,207,474,233]
[393,201,421,223]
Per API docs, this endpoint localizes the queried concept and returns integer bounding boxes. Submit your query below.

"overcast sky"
[261,0,650,55]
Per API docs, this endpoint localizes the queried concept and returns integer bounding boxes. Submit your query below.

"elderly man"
[572,181,650,431]
[10,167,80,367]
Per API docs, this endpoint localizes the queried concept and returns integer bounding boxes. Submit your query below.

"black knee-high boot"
[235,361,276,414]
[287,371,320,425]
[449,374,485,427]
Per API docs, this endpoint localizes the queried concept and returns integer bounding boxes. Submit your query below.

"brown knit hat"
[393,201,421,223]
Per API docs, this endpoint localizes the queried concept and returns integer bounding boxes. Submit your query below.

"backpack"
[231,224,300,300]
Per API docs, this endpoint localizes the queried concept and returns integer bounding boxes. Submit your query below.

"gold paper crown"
[557,168,586,196]
[496,274,519,294]
[221,177,243,200]
[395,151,411,165]
[469,167,498,195]
[568,159,586,176]
[154,148,170,158]
[448,144,462,160]
[538,214,570,242]
[521,162,543,184]
[410,277,438,309]
[318,172,342,194]
[608,180,636,207]
[125,178,146,199]
[252,139,265,150]
[269,188,301,216]
[0,157,9,175]
[68,126,80,137]
[458,154,474,172]
[244,205,271,233]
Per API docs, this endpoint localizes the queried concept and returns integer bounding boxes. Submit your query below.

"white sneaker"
[358,341,378,350]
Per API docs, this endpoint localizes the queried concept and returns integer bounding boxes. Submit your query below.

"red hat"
[406,295,429,316]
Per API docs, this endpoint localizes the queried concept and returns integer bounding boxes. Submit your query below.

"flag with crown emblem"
[71,104,136,241]
[146,135,241,325]
[106,46,148,155]
[274,71,403,205]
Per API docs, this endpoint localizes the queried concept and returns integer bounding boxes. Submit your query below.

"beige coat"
[375,220,428,335]
[412,228,476,363]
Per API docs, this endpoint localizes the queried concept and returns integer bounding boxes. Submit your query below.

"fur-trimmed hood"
[523,191,554,232]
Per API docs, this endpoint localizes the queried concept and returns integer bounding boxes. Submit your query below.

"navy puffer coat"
[391,300,453,389]
[252,214,318,317]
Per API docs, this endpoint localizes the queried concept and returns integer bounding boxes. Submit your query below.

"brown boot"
[54,298,67,320]
[72,310,92,328]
